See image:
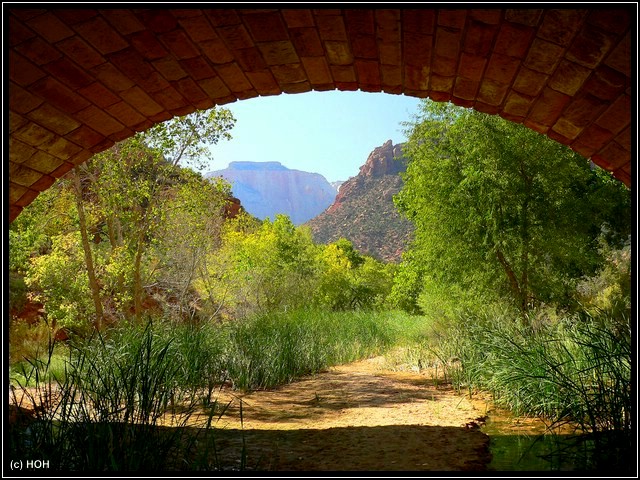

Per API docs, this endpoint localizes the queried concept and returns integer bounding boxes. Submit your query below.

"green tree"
[394,100,631,319]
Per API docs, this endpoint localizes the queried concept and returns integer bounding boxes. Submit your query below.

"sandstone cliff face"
[206,162,337,225]
[305,140,414,263]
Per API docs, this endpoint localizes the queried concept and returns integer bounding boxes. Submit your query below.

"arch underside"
[8,8,632,222]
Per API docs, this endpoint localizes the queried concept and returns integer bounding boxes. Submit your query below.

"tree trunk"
[72,172,104,330]
[495,248,528,318]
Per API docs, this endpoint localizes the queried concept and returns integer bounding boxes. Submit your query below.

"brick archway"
[8,8,633,222]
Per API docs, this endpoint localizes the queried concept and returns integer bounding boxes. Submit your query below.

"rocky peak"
[358,140,407,178]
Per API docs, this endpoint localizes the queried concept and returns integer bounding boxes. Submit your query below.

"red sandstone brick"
[351,35,378,60]
[14,122,58,147]
[614,126,630,149]
[26,104,81,135]
[172,77,209,105]
[10,205,24,222]
[30,174,57,192]
[150,85,188,112]
[74,16,129,55]
[325,41,353,66]
[468,10,502,25]
[484,53,520,83]
[570,141,596,160]
[301,56,332,85]
[290,28,324,57]
[53,10,98,25]
[432,55,457,77]
[133,10,178,34]
[382,85,403,95]
[463,20,499,57]
[527,87,571,126]
[403,33,433,67]
[70,149,97,165]
[595,141,629,170]
[524,38,565,75]
[9,183,28,204]
[170,9,203,20]
[550,117,582,140]
[345,9,375,36]
[149,110,174,123]
[9,15,36,46]
[381,64,402,88]
[245,70,280,95]
[9,51,46,86]
[430,91,452,103]
[108,127,135,143]
[282,9,314,28]
[505,9,543,27]
[502,91,535,118]
[24,150,64,174]
[106,101,147,127]
[9,112,29,134]
[179,56,217,81]
[169,105,197,117]
[131,119,155,133]
[30,76,91,114]
[179,15,217,43]
[16,188,41,207]
[216,24,254,50]
[379,42,401,66]
[43,57,95,89]
[26,11,75,42]
[65,125,105,149]
[75,105,126,136]
[451,97,475,109]
[9,82,44,114]
[604,34,631,78]
[453,77,480,101]
[39,135,83,160]
[242,11,288,42]
[330,65,357,83]
[311,84,335,92]
[9,138,37,164]
[402,9,434,34]
[160,29,200,59]
[200,37,235,65]
[78,82,121,108]
[99,9,145,36]
[477,78,508,106]
[130,30,169,60]
[560,93,607,127]
[234,89,259,101]
[431,74,455,94]
[548,59,592,96]
[15,36,63,66]
[57,36,106,70]
[204,9,242,28]
[435,27,461,59]
[574,123,614,151]
[199,76,232,99]
[458,53,487,82]
[334,82,358,91]
[499,111,525,124]
[106,48,159,88]
[281,82,311,94]
[404,65,430,91]
[316,14,348,41]
[595,94,630,134]
[547,129,573,145]
[10,163,43,187]
[234,47,268,72]
[566,27,615,69]
[537,9,586,47]
[258,41,301,66]
[355,59,381,86]
[437,9,467,29]
[271,64,307,84]
[493,23,535,58]
[119,86,165,116]
[215,63,253,92]
[523,118,549,134]
[153,57,188,81]
[512,66,549,97]
[50,161,76,179]
[586,9,631,33]
[313,9,341,16]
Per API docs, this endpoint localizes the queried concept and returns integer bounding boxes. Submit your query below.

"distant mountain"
[305,140,415,263]
[206,161,337,225]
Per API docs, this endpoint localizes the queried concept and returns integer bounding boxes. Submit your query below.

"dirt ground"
[189,355,494,472]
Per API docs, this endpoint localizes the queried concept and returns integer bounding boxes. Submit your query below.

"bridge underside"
[8,8,632,222]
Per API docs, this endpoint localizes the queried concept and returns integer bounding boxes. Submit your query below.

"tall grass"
[426,307,632,471]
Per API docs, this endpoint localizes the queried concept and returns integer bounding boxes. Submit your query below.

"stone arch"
[8,8,633,222]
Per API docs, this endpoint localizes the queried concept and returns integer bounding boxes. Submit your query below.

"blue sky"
[206,90,423,183]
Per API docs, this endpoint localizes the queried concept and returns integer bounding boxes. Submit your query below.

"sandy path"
[199,355,492,471]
